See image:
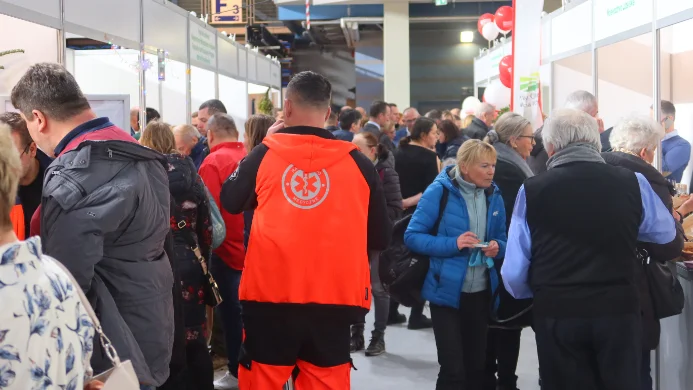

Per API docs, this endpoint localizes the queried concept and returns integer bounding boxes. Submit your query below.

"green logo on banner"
[607,0,636,16]
[520,73,539,93]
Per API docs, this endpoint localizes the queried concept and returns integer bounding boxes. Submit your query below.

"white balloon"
[482,22,500,41]
[462,96,481,115]
[484,81,511,109]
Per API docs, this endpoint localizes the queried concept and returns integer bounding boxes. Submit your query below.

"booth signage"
[210,0,245,24]
[594,0,653,42]
[189,24,217,67]
[511,0,544,129]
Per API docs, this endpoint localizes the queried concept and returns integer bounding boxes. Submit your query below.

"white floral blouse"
[0,237,95,390]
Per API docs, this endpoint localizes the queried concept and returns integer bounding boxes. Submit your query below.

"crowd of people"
[0,62,690,390]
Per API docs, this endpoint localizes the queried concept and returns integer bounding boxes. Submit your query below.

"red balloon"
[499,55,513,88]
[478,13,494,34]
[495,6,514,32]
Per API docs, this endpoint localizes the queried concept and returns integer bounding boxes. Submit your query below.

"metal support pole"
[57,0,66,65]
[215,35,220,99]
[653,15,662,174]
[138,0,147,129]
[159,79,164,120]
[590,0,597,97]
[186,19,192,124]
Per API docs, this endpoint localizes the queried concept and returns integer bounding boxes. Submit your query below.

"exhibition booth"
[0,0,282,133]
[541,2,693,390]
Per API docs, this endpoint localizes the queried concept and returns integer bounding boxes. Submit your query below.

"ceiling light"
[460,31,474,43]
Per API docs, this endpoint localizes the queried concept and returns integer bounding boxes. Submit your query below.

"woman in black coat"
[141,122,214,390]
[351,132,403,356]
[483,112,536,390]
[602,115,685,390]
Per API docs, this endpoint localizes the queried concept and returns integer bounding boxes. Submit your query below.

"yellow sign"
[210,0,244,24]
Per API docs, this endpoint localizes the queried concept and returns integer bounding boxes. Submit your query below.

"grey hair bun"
[485,130,499,144]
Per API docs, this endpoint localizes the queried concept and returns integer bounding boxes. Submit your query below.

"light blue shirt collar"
[367,121,381,131]
[663,129,678,141]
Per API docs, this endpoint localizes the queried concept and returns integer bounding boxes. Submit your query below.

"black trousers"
[430,291,490,390]
[534,314,642,390]
[483,328,522,390]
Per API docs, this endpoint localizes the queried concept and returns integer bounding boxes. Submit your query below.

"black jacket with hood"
[602,151,685,350]
[375,150,403,223]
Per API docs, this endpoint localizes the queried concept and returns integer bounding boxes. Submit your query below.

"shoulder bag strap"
[431,187,449,236]
[51,259,122,367]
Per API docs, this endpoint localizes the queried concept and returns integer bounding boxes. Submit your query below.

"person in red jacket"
[221,71,392,389]
[198,113,247,390]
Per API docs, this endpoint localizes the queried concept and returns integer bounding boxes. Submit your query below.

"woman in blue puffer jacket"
[404,139,508,390]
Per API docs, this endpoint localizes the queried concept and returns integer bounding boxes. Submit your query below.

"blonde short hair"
[456,139,497,170]
[0,123,22,230]
[140,121,177,154]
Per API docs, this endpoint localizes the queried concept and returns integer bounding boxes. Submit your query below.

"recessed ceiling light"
[460,31,474,43]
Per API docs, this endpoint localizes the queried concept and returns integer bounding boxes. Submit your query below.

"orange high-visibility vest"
[11,200,25,240]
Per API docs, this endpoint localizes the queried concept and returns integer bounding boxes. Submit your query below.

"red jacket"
[199,142,247,270]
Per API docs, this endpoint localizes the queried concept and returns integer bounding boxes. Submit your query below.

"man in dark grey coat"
[463,102,496,140]
[363,100,390,137]
[11,63,174,388]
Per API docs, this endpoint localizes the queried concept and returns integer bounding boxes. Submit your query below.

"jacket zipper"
[51,170,87,197]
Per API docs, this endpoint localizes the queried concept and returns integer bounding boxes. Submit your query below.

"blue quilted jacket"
[404,167,508,309]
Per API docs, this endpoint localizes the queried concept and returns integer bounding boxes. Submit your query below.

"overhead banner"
[511,0,544,129]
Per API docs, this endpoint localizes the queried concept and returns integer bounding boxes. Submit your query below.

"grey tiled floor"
[215,305,542,389]
[351,306,541,389]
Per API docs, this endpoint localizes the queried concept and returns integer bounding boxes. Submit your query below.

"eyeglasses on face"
[517,135,536,144]
[21,143,32,155]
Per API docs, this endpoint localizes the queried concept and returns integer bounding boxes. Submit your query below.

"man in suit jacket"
[363,101,390,137]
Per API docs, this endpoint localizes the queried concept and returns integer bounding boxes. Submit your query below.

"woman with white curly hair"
[602,114,686,390]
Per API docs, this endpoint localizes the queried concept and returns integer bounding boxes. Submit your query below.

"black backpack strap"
[171,197,210,275]
[431,187,449,236]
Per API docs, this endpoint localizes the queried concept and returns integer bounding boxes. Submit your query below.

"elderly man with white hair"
[601,114,685,390]
[529,90,608,174]
[173,124,209,169]
[463,102,496,140]
[501,109,677,390]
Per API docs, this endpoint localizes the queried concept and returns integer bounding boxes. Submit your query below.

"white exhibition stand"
[0,0,283,130]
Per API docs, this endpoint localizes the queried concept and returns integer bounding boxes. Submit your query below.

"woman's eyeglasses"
[21,143,32,155]
[517,135,536,144]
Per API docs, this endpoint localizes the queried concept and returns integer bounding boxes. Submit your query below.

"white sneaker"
[214,371,239,390]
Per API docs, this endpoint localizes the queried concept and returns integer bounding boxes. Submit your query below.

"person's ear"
[28,142,37,158]
[324,107,332,123]
[33,110,47,134]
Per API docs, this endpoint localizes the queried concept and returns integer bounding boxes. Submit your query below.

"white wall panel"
[551,1,591,57]
[271,63,281,89]
[257,57,271,86]
[247,51,258,83]
[143,0,187,63]
[0,0,61,27]
[65,0,140,45]
[238,48,247,78]
[218,37,239,78]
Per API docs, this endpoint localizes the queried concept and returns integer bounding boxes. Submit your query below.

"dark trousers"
[641,350,652,390]
[390,300,426,322]
[211,255,243,377]
[187,334,214,390]
[483,328,522,390]
[430,291,490,390]
[534,314,642,390]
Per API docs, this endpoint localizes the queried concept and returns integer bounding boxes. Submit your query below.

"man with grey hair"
[501,108,677,390]
[464,102,497,140]
[173,124,208,169]
[10,63,174,388]
[529,90,607,174]
[602,114,686,390]
[198,113,247,390]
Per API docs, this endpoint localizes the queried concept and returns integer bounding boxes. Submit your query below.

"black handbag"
[379,188,449,307]
[172,207,223,308]
[643,254,684,319]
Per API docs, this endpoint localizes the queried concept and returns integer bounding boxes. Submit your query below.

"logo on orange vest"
[281,164,330,209]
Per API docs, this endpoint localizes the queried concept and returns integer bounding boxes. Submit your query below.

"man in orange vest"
[221,71,392,389]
